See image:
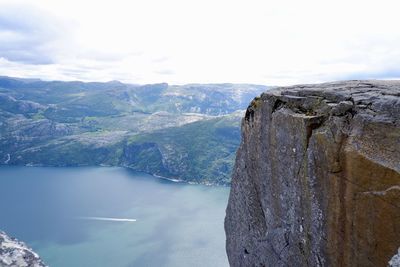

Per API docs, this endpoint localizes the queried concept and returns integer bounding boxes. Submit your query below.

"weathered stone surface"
[0,231,46,267]
[225,80,400,266]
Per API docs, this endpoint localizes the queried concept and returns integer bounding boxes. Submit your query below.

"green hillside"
[0,76,267,184]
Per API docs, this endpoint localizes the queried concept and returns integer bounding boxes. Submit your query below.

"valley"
[0,76,268,184]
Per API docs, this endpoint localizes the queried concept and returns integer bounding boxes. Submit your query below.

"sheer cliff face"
[225,81,400,267]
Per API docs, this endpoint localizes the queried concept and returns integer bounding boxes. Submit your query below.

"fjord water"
[0,166,229,267]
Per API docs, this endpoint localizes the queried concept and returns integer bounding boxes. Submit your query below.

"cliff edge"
[225,80,400,266]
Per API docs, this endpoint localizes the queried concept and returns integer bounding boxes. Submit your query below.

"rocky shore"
[0,231,46,267]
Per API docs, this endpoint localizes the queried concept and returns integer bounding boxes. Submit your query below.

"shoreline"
[0,164,230,187]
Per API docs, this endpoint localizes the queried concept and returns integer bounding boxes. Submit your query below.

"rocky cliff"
[0,231,46,267]
[225,81,400,266]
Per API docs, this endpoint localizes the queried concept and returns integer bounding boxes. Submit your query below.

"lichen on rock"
[225,80,400,267]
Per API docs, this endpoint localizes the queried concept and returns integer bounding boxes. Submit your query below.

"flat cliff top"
[250,80,400,172]
[264,80,400,121]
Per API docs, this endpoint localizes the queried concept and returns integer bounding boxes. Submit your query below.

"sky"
[0,0,400,85]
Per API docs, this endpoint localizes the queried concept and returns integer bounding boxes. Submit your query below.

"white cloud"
[0,0,400,85]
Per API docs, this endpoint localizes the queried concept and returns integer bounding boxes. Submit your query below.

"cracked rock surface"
[225,80,400,266]
[0,231,46,267]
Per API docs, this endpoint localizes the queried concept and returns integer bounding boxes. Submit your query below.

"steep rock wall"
[225,81,400,266]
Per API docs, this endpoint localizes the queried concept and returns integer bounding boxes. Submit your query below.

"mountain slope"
[123,112,242,185]
[0,76,267,184]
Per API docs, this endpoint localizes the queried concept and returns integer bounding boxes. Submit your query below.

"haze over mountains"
[0,76,268,184]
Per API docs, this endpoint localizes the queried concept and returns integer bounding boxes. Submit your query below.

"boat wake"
[78,216,137,222]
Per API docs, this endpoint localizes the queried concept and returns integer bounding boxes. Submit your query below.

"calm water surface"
[0,166,229,267]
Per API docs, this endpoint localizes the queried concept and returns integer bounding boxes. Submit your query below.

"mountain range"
[0,76,268,185]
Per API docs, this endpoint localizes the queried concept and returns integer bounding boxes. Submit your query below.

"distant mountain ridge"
[0,76,268,185]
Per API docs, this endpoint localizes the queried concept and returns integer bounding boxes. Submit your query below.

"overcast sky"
[0,0,399,85]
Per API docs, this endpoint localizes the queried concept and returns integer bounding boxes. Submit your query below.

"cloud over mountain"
[0,0,400,85]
